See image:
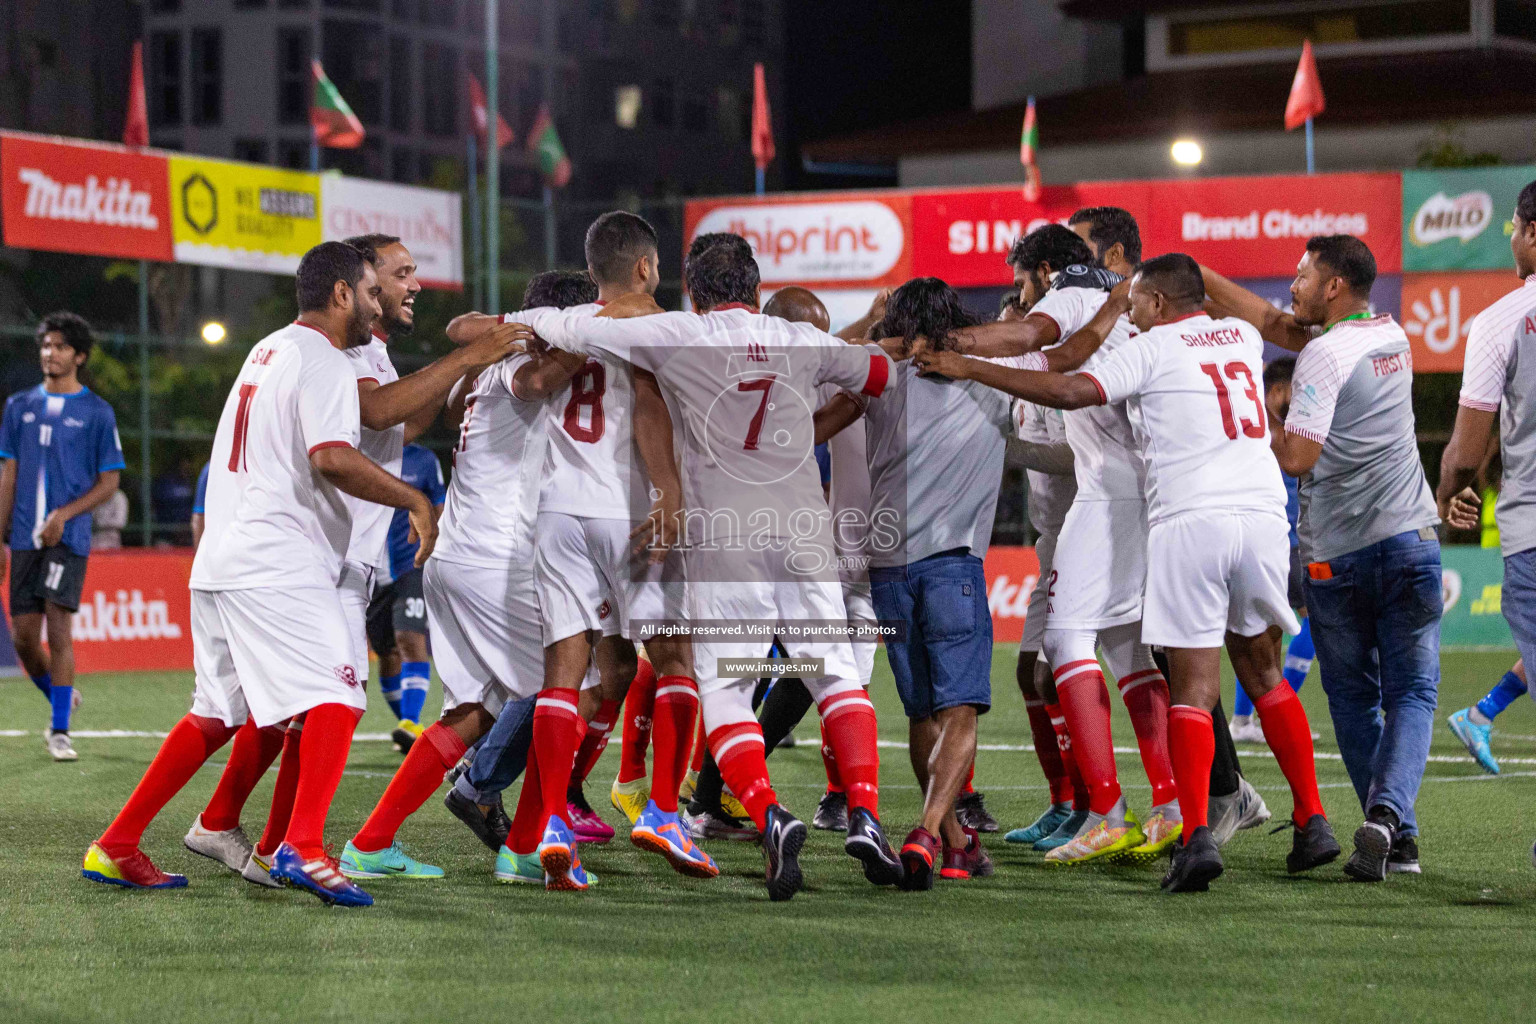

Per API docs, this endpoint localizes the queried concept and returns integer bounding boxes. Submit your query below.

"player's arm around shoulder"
[1272,339,1332,476]
[912,345,1102,410]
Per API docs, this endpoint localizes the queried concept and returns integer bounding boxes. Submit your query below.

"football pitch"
[2,648,1534,1024]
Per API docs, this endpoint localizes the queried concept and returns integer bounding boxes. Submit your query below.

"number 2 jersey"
[190,321,362,592]
[1079,312,1287,526]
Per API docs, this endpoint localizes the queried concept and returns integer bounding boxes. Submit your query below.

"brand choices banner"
[1,131,462,287]
[1402,166,1533,272]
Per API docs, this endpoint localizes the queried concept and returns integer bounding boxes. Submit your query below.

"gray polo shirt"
[1285,313,1439,563]
[863,360,1014,568]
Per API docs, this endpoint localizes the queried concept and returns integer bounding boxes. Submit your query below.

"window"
[651,0,678,30]
[276,27,311,125]
[614,85,642,128]
[391,146,416,183]
[392,0,411,14]
[190,29,222,126]
[1497,0,1536,43]
[389,36,411,131]
[150,0,180,11]
[277,139,310,169]
[233,138,268,163]
[422,42,459,136]
[681,90,707,132]
[742,0,764,45]
[278,0,311,7]
[323,0,381,9]
[652,77,674,127]
[321,20,383,125]
[716,85,743,141]
[148,31,183,126]
[1166,1,1469,56]
[233,0,268,8]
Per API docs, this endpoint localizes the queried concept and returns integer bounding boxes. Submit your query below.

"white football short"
[190,585,367,728]
[424,557,545,717]
[844,579,877,687]
[337,559,377,684]
[1020,529,1059,653]
[534,512,686,646]
[1142,510,1300,649]
[1047,499,1147,630]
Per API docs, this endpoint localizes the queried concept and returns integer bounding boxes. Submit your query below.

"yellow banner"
[168,157,321,273]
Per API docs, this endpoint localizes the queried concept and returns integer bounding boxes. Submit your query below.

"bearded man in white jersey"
[919,253,1339,893]
[512,233,903,900]
[85,242,438,907]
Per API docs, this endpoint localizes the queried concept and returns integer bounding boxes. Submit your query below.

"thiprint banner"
[1401,270,1522,372]
[0,132,173,261]
[321,176,463,289]
[168,156,322,273]
[0,550,194,674]
[1402,166,1536,272]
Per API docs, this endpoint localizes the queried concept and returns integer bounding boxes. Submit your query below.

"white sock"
[1469,706,1493,726]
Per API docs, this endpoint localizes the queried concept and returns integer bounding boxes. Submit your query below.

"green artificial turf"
[2,648,1534,1023]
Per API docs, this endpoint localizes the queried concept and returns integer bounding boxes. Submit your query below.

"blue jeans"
[1500,549,1536,671]
[870,549,992,721]
[453,694,537,805]
[1303,529,1442,836]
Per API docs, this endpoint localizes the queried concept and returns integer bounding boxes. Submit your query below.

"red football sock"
[506,755,544,855]
[1046,701,1090,810]
[1117,669,1177,807]
[649,676,698,813]
[99,713,236,855]
[1053,662,1122,815]
[690,717,707,773]
[283,703,361,859]
[819,721,844,793]
[352,721,468,853]
[1026,699,1071,805]
[709,721,776,830]
[1168,705,1214,831]
[961,761,976,796]
[1254,685,1326,826]
[818,689,879,816]
[256,724,302,857]
[201,720,285,832]
[616,659,658,785]
[532,688,585,825]
[570,698,620,788]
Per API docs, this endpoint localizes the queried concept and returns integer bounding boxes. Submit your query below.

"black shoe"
[775,732,797,749]
[443,786,506,852]
[1343,807,1397,882]
[484,797,512,849]
[955,791,1000,834]
[1286,813,1342,874]
[1387,829,1421,874]
[391,724,418,755]
[762,804,807,902]
[811,790,848,832]
[567,786,596,817]
[844,807,901,886]
[1160,825,1224,893]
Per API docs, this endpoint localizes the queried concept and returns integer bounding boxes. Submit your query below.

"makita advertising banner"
[1402,166,1536,272]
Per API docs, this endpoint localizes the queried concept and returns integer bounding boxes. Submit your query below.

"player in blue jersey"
[0,312,126,761]
[190,462,209,550]
[366,442,447,753]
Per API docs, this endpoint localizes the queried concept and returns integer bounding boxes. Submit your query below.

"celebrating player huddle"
[75,185,1506,904]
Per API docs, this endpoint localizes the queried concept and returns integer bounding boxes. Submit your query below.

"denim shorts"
[870,549,992,720]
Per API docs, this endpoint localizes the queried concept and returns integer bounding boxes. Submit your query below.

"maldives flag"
[311,60,365,148]
[528,105,572,188]
[1019,96,1040,202]
[1284,39,1326,130]
[468,73,513,150]
[751,62,775,170]
[123,41,149,147]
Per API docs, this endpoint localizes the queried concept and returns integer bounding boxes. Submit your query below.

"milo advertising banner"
[1440,546,1516,649]
[1402,166,1536,272]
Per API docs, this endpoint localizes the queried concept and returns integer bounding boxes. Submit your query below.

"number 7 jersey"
[1079,312,1287,526]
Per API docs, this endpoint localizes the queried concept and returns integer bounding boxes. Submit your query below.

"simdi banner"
[1400,270,1520,372]
[0,131,463,287]
[1402,165,1536,272]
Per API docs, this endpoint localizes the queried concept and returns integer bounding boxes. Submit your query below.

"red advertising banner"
[1,132,173,262]
[983,545,1041,644]
[910,182,1154,287]
[0,550,193,674]
[1142,172,1402,278]
[682,190,913,290]
[1400,270,1522,373]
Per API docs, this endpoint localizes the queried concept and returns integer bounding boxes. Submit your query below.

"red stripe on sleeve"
[307,441,354,456]
[1079,372,1107,405]
[861,352,890,397]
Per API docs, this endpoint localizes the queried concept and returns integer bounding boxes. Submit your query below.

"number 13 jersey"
[1080,312,1287,526]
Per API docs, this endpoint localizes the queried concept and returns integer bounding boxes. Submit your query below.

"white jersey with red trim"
[342,334,403,568]
[432,353,543,569]
[515,304,643,521]
[1028,286,1145,501]
[1082,312,1286,525]
[191,321,361,591]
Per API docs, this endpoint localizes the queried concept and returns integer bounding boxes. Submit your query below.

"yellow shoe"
[1043,814,1146,866]
[1124,808,1183,865]
[391,719,424,754]
[720,792,750,821]
[610,775,650,826]
[678,770,698,804]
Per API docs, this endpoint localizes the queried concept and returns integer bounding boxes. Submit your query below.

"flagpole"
[1305,117,1315,174]
[484,0,500,314]
[137,260,152,546]
[543,185,556,270]
[467,132,482,312]
[755,166,765,196]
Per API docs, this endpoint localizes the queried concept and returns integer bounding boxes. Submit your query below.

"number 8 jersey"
[1079,312,1287,526]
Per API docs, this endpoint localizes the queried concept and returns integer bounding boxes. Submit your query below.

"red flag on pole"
[1019,96,1041,202]
[1285,39,1326,130]
[123,41,149,147]
[751,62,775,170]
[468,73,514,150]
[310,60,366,149]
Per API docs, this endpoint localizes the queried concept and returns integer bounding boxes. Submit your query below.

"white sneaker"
[240,849,282,889]
[1208,776,1271,847]
[184,813,254,873]
[45,729,77,762]
[1229,715,1266,743]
